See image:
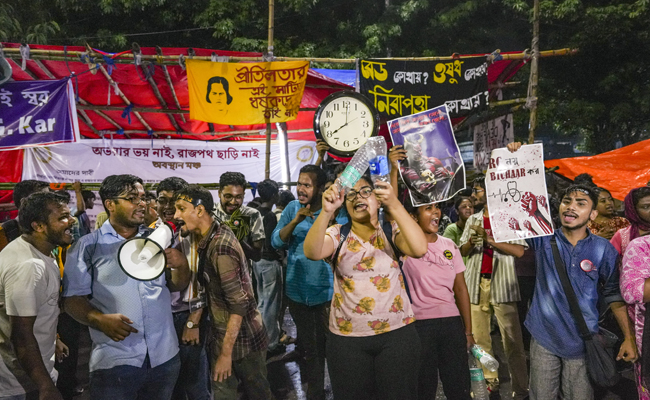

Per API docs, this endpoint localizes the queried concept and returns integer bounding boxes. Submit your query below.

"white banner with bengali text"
[486,144,553,242]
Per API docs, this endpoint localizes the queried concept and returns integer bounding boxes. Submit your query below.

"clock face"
[314,92,379,157]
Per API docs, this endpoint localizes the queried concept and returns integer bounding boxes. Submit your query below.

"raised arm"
[374,181,427,258]
[304,184,344,261]
[388,145,406,193]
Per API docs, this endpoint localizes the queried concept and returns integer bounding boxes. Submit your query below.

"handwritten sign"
[388,104,466,206]
[486,144,553,242]
[359,58,488,119]
[473,114,513,171]
[187,60,308,124]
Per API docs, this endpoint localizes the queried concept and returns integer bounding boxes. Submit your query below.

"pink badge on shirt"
[580,259,594,272]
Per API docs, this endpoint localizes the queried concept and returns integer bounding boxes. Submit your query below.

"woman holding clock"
[304,173,428,400]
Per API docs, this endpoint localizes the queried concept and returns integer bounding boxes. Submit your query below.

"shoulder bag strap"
[332,222,352,269]
[551,236,592,340]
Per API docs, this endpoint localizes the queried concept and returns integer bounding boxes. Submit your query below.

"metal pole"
[527,0,540,144]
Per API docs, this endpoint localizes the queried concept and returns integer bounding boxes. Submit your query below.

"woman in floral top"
[304,175,427,400]
[588,187,630,239]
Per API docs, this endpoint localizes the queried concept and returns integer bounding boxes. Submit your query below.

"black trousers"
[287,299,329,400]
[55,312,82,400]
[327,323,421,400]
[414,316,471,400]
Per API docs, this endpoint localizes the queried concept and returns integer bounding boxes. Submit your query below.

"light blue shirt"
[272,200,348,306]
[62,222,178,371]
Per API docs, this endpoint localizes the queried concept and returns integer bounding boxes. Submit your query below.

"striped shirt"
[459,211,527,304]
[199,221,267,361]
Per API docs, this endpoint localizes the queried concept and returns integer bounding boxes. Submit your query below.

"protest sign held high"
[486,143,554,242]
[388,104,465,206]
[187,60,309,125]
[473,114,514,171]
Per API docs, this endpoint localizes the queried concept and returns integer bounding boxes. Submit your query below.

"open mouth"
[353,202,368,212]
[430,217,439,227]
[64,228,72,236]
[562,212,577,223]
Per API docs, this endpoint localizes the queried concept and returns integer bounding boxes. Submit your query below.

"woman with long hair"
[304,175,427,400]
[402,200,473,400]
[588,187,630,239]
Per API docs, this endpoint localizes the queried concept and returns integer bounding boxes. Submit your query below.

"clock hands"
[329,117,360,136]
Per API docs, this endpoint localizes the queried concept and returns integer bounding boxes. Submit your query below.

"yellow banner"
[187,60,309,125]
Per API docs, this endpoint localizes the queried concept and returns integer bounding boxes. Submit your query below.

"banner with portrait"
[358,58,489,119]
[473,114,514,171]
[486,144,554,242]
[187,60,309,125]
[388,104,465,206]
[0,78,80,151]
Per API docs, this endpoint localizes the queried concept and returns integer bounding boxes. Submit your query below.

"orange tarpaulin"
[544,138,650,200]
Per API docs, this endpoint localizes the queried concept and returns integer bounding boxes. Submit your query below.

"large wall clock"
[313,91,380,157]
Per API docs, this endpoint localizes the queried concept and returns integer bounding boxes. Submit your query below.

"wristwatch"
[186,321,199,329]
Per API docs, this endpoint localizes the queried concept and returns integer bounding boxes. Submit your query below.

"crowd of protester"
[1,139,650,400]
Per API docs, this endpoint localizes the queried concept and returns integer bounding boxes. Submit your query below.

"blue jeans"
[89,353,180,400]
[171,310,211,400]
[252,259,283,350]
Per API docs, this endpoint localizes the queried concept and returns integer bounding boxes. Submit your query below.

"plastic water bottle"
[469,352,489,400]
[366,136,390,184]
[335,142,371,191]
[471,344,499,372]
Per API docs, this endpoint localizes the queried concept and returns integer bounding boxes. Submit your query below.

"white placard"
[486,143,553,242]
[473,114,514,171]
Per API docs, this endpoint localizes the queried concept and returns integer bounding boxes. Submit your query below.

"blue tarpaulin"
[313,68,356,87]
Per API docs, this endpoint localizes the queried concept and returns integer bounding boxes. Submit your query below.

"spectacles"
[472,188,485,194]
[346,186,373,202]
[113,196,146,205]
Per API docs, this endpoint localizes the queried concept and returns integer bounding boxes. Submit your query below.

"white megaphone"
[117,223,173,281]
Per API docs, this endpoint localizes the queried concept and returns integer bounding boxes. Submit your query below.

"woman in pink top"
[304,175,428,400]
[617,186,650,399]
[402,200,473,400]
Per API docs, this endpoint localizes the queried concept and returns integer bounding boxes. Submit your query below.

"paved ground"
[72,310,637,400]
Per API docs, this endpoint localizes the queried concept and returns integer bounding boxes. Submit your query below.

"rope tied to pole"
[19,43,30,70]
[121,104,134,124]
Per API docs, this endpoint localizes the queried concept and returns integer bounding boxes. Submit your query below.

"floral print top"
[621,236,650,357]
[325,222,415,337]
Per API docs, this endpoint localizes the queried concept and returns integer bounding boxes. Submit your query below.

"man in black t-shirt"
[252,179,285,357]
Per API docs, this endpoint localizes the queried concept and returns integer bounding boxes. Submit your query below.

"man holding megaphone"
[61,174,191,400]
[173,184,273,400]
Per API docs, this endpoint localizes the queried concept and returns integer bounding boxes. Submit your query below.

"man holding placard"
[506,142,637,400]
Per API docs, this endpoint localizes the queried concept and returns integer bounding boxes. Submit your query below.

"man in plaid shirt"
[173,185,273,400]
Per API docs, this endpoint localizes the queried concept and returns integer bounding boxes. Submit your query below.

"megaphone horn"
[118,223,174,281]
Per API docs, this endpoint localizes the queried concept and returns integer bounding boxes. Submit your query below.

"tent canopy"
[545,138,650,200]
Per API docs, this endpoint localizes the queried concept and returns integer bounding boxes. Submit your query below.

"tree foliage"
[2,0,649,152]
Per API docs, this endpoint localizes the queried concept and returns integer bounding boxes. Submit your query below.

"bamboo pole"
[527,0,540,144]
[264,0,275,179]
[141,65,183,131]
[0,182,299,191]
[72,127,314,137]
[76,104,317,114]
[2,47,578,65]
[156,46,187,123]
[95,62,155,135]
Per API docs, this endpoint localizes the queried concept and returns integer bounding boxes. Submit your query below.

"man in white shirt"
[0,191,75,400]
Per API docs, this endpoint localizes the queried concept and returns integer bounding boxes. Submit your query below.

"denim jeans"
[252,259,283,350]
[530,338,593,400]
[89,353,180,400]
[171,310,211,400]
